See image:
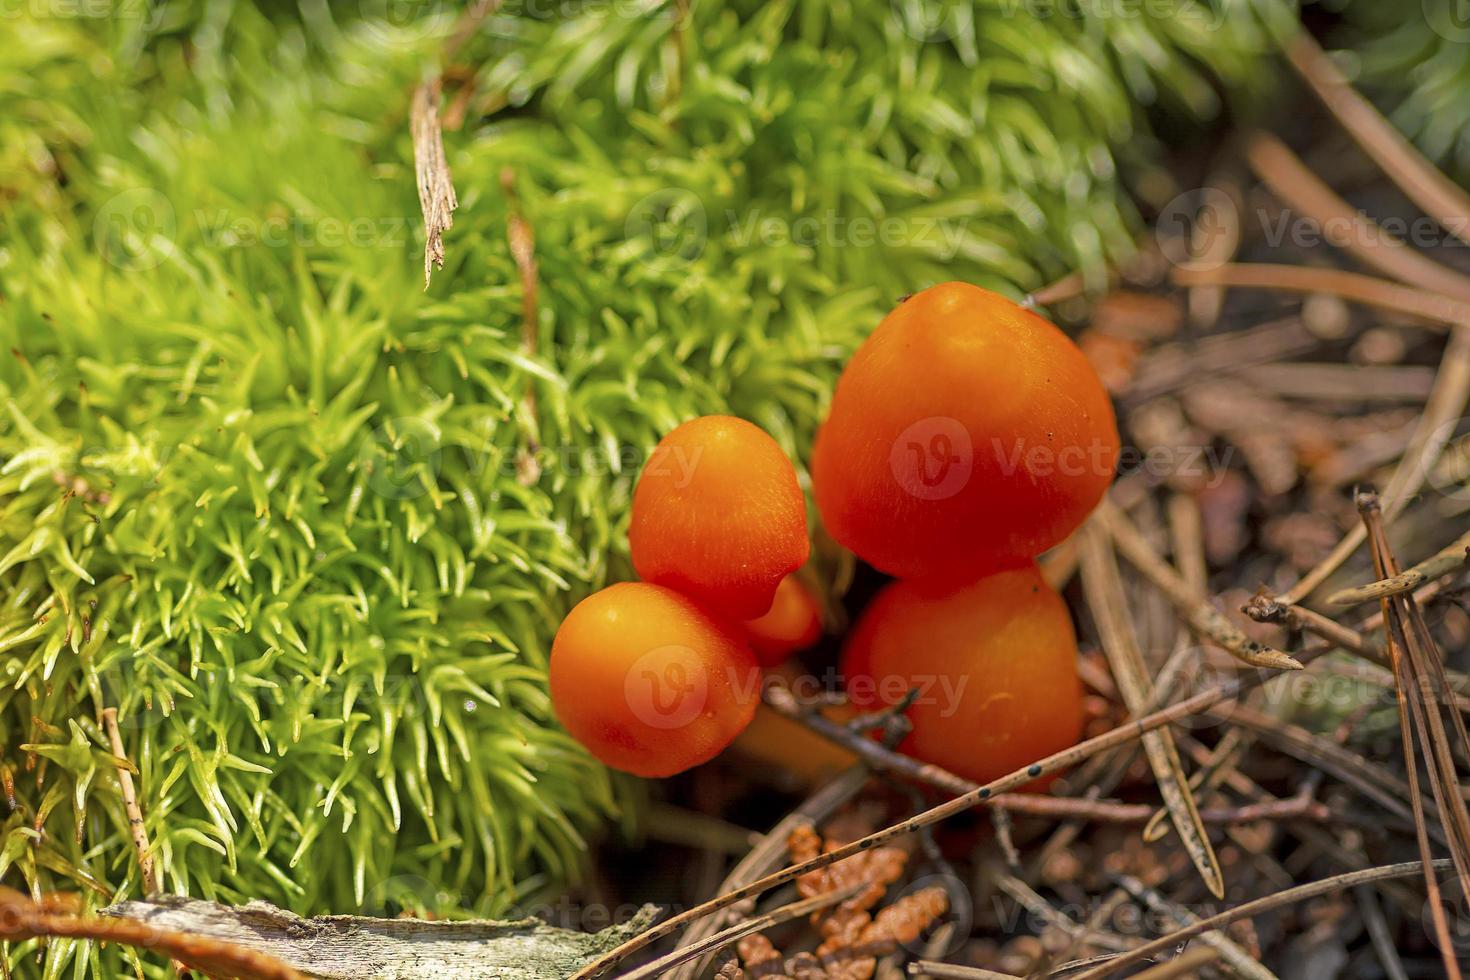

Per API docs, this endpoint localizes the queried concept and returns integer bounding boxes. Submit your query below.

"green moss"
[1,2,1282,975]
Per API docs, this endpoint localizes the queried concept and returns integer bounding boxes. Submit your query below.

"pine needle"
[1078,523,1225,900]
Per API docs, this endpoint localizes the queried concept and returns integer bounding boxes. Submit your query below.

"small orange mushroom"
[840,563,1083,789]
[630,415,810,619]
[813,282,1119,583]
[742,574,822,667]
[550,582,760,778]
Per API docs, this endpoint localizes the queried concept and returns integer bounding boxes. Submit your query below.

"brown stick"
[411,81,459,289]
[1170,263,1470,326]
[1126,947,1221,980]
[762,688,1327,826]
[102,707,158,896]
[1329,527,1470,606]
[616,882,864,980]
[499,167,543,486]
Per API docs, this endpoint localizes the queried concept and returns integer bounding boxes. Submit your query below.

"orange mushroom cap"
[813,282,1119,583]
[840,563,1084,789]
[630,415,810,619]
[550,582,761,778]
[742,574,822,667]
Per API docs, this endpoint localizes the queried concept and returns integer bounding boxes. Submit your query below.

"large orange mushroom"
[813,282,1119,583]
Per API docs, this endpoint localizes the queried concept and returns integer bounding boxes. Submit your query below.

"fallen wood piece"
[102,895,660,980]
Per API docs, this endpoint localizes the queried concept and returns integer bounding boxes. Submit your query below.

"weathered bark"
[102,895,660,980]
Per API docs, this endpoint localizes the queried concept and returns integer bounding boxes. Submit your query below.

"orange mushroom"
[840,563,1083,789]
[813,282,1119,583]
[742,574,822,667]
[630,415,810,619]
[550,582,761,778]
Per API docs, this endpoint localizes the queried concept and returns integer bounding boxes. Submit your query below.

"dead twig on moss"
[101,707,156,897]
[411,81,458,289]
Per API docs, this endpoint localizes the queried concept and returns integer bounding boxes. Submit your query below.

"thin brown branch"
[1329,526,1470,606]
[1142,730,1243,842]
[1125,947,1220,980]
[1221,703,1431,829]
[1109,873,1273,980]
[102,708,157,896]
[500,167,542,486]
[1170,263,1470,325]
[443,0,500,61]
[1025,270,1091,308]
[1362,492,1470,980]
[411,81,458,289]
[664,766,872,980]
[763,687,1326,827]
[1282,325,1470,603]
[910,963,1021,980]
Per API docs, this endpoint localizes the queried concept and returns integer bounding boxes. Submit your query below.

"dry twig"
[411,81,458,289]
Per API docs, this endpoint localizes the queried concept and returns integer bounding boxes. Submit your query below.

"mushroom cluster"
[551,416,815,776]
[551,282,1116,782]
